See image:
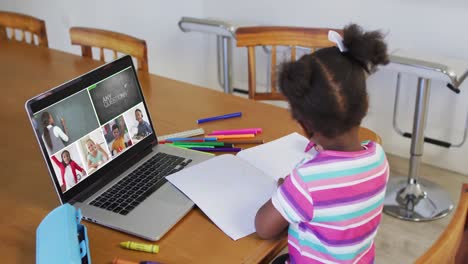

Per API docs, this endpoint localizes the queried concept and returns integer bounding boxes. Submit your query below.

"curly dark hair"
[61,150,72,167]
[279,24,389,138]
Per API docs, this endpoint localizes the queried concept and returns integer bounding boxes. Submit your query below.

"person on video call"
[41,111,69,154]
[111,124,126,155]
[86,138,109,170]
[51,150,86,192]
[118,116,132,147]
[135,109,152,139]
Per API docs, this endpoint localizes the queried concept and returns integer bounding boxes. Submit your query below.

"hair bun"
[343,24,389,72]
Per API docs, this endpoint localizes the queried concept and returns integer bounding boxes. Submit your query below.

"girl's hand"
[61,118,69,135]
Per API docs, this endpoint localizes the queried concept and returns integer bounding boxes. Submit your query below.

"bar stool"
[178,17,237,94]
[383,50,468,221]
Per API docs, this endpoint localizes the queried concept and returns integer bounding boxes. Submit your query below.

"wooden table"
[0,42,377,263]
[0,41,291,264]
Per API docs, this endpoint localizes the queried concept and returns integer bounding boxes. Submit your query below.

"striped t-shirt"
[271,141,389,264]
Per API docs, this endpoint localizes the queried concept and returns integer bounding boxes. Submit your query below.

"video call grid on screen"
[33,67,153,193]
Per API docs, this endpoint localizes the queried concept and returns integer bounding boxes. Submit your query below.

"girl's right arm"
[54,126,69,142]
[51,155,61,167]
[51,156,66,188]
[61,118,69,136]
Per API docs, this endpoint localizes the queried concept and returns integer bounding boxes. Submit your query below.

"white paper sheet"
[167,154,276,240]
[236,132,311,180]
[166,133,312,240]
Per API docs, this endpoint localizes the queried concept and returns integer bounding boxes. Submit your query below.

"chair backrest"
[359,127,382,145]
[236,26,340,101]
[416,183,468,264]
[0,11,48,47]
[69,27,148,72]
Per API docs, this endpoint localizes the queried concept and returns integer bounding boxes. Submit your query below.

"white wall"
[2,0,468,175]
[202,0,468,176]
[0,0,210,87]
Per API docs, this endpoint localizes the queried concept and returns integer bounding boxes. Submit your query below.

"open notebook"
[167,132,315,240]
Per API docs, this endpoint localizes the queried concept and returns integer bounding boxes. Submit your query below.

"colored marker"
[215,143,233,148]
[173,141,225,146]
[208,131,255,136]
[112,258,138,264]
[159,139,205,144]
[166,144,216,156]
[197,112,242,124]
[174,144,214,148]
[174,142,233,148]
[120,241,159,254]
[166,137,217,142]
[189,147,241,152]
[213,134,255,139]
[212,128,262,134]
[113,258,161,264]
[209,128,262,135]
[220,139,264,144]
[181,143,233,148]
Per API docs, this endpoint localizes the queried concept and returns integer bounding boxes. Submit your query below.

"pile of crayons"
[159,128,263,153]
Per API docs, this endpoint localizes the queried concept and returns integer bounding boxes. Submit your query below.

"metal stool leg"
[217,36,233,94]
[383,77,454,221]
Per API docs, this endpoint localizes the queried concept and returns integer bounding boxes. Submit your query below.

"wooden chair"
[359,127,382,145]
[416,183,468,264]
[69,27,148,72]
[236,26,340,101]
[0,11,48,47]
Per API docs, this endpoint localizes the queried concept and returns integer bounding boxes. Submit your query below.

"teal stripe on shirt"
[313,196,385,222]
[289,228,372,260]
[301,151,385,182]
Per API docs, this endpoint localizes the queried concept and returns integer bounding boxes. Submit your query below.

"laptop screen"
[27,57,155,199]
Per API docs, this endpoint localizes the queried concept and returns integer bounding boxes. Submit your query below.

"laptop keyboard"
[89,152,192,215]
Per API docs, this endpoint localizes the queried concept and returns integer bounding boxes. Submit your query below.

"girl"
[86,138,109,170]
[41,111,69,154]
[255,24,390,264]
[51,150,86,192]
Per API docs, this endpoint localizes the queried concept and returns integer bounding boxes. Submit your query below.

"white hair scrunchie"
[328,30,348,53]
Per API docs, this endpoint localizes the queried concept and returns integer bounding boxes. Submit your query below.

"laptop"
[25,55,212,241]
